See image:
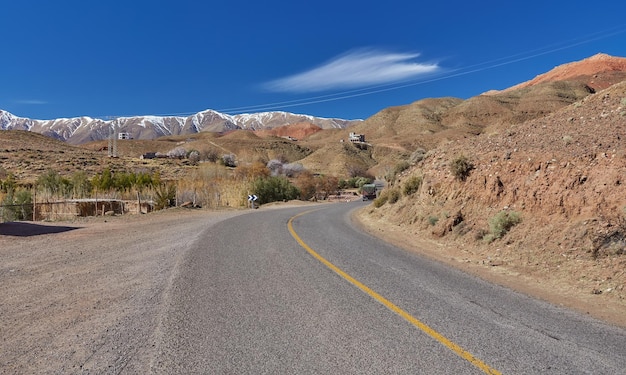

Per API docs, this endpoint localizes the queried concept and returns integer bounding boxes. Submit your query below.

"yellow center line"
[288,211,502,375]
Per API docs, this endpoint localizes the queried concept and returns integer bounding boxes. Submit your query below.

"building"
[349,132,365,143]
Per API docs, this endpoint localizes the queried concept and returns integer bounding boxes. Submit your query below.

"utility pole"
[106,116,119,158]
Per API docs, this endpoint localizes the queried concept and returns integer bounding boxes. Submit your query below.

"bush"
[187,150,201,164]
[484,210,521,242]
[252,176,300,204]
[386,161,411,183]
[37,170,72,197]
[266,159,284,176]
[221,154,236,167]
[409,148,426,164]
[167,146,187,159]
[1,188,33,221]
[373,190,389,208]
[154,183,177,210]
[282,163,304,177]
[449,155,474,181]
[403,175,422,196]
[372,188,400,206]
[428,216,439,226]
[341,176,372,189]
[387,188,400,204]
[203,149,219,163]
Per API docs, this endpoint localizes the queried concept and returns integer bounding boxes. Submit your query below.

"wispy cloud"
[265,49,440,93]
[14,99,48,105]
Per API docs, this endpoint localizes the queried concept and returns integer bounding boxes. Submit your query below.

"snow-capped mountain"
[0,109,361,145]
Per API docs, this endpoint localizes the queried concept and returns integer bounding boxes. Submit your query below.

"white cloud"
[14,99,48,105]
[265,49,440,92]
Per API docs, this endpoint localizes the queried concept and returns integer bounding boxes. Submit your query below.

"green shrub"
[403,175,422,196]
[341,176,372,189]
[428,215,439,226]
[449,155,474,181]
[484,210,521,242]
[252,176,300,204]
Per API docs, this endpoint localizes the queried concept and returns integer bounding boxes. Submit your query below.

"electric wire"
[98,24,626,119]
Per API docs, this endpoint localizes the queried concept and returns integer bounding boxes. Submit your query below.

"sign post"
[247,194,258,209]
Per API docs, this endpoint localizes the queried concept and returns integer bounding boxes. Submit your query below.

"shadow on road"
[0,222,82,237]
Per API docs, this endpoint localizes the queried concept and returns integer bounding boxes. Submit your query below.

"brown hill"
[348,77,602,178]
[362,78,626,325]
[254,122,323,140]
[298,141,376,176]
[496,53,626,93]
[0,131,189,182]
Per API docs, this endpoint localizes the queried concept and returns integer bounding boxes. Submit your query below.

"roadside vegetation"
[483,210,522,243]
[0,152,365,221]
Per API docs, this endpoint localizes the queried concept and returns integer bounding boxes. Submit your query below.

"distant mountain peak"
[0,108,361,145]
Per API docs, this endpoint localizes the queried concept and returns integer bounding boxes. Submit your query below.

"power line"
[98,24,626,119]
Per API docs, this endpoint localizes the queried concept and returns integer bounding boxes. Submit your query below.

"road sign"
[248,195,258,202]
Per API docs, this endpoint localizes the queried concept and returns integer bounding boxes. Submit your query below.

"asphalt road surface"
[153,202,626,374]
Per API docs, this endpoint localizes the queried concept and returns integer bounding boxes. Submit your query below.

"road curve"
[154,202,626,374]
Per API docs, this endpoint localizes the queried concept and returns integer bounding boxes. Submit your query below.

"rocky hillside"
[496,53,626,93]
[364,67,626,311]
[334,53,626,178]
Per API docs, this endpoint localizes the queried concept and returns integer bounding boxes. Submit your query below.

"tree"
[1,188,32,221]
[319,175,339,199]
[71,171,92,198]
[282,163,304,177]
[0,173,17,193]
[167,146,187,159]
[294,171,317,200]
[252,176,299,204]
[36,170,71,198]
[93,168,114,191]
[267,159,283,176]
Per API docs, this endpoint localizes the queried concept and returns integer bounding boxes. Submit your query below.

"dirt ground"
[0,208,244,374]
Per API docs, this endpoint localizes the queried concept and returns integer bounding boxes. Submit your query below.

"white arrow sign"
[248,194,258,201]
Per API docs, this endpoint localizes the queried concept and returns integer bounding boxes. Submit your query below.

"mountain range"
[0,109,361,145]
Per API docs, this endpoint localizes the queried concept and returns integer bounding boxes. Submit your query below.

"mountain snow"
[0,108,361,144]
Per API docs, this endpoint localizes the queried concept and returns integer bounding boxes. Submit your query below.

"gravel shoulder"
[0,208,244,374]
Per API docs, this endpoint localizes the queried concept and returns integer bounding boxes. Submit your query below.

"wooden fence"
[0,199,155,222]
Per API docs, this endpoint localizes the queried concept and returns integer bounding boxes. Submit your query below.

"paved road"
[155,202,626,374]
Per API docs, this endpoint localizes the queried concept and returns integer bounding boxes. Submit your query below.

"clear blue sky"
[2,1,626,121]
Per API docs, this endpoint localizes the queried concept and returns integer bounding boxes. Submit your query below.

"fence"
[0,203,33,223]
[0,199,155,223]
